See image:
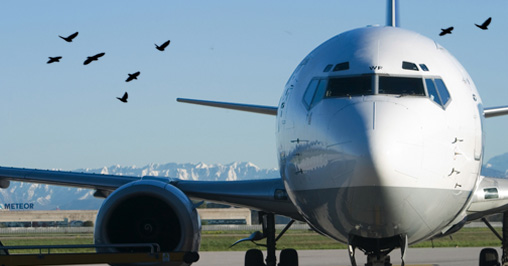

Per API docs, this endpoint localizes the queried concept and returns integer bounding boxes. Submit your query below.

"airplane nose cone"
[328,101,424,187]
[326,100,426,238]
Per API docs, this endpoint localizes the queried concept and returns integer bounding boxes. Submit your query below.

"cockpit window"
[303,79,319,107]
[434,79,451,106]
[325,76,372,98]
[424,78,452,108]
[378,76,425,96]
[425,79,441,105]
[312,79,328,107]
[333,62,350,72]
[303,78,328,109]
[402,61,419,71]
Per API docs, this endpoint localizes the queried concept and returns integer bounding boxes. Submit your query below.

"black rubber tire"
[245,249,265,266]
[479,248,500,266]
[279,248,298,266]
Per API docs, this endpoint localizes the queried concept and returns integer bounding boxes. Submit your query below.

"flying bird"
[47,56,62,64]
[155,40,170,51]
[126,71,140,82]
[83,52,105,65]
[59,32,79,42]
[116,92,128,103]
[439,27,454,36]
[475,17,492,30]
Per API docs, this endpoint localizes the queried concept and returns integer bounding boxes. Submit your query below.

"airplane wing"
[484,105,508,118]
[466,175,508,221]
[0,166,138,190]
[0,166,302,220]
[173,179,302,220]
[469,106,508,217]
[177,98,278,116]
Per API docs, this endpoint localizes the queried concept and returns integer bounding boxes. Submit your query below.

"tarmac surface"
[193,247,499,266]
[71,247,498,266]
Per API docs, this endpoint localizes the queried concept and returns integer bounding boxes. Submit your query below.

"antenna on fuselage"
[386,0,400,27]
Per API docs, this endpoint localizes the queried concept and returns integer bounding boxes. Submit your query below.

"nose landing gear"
[348,234,407,266]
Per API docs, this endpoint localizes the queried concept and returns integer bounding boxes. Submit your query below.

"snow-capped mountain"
[0,162,278,210]
[75,161,278,181]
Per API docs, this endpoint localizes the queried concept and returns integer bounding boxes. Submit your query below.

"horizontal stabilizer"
[177,98,277,116]
[484,106,508,118]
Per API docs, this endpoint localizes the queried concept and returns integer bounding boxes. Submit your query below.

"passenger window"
[425,79,442,105]
[378,76,425,96]
[325,76,372,98]
[303,79,319,107]
[435,79,451,106]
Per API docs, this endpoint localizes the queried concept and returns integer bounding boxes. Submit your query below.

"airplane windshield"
[325,76,373,98]
[306,75,435,109]
[378,76,425,96]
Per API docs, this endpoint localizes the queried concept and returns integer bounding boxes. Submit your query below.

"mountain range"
[2,155,508,211]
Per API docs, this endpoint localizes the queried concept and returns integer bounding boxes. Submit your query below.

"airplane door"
[474,104,484,161]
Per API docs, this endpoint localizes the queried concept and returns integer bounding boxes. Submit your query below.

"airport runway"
[194,247,499,266]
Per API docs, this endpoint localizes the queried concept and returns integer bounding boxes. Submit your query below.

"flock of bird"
[440,17,492,36]
[46,18,491,102]
[47,31,170,103]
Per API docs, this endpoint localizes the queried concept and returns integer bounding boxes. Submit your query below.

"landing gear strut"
[241,212,298,266]
[348,234,407,266]
[264,212,276,266]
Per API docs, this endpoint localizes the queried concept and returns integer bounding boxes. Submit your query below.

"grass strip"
[0,228,503,253]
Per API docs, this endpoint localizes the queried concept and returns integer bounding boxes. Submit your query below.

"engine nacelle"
[94,180,201,265]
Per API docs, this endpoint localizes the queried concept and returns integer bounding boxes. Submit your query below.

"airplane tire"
[279,248,298,266]
[245,249,265,266]
[479,248,500,266]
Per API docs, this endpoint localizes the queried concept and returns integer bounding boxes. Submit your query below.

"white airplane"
[2,1,508,266]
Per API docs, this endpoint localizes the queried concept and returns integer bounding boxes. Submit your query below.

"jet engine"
[94,180,201,265]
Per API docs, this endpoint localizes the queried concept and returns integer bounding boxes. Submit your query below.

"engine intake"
[94,180,201,262]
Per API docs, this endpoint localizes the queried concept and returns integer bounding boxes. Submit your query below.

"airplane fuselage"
[276,26,484,248]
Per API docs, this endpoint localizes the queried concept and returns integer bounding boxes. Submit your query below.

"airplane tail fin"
[386,0,400,27]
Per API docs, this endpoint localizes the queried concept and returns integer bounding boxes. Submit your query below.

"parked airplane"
[1,1,508,266]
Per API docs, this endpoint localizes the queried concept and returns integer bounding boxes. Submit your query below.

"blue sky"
[1,1,507,170]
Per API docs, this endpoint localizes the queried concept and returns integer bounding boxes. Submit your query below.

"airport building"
[0,208,252,227]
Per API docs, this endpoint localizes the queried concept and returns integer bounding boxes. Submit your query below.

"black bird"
[155,40,170,51]
[47,56,62,64]
[117,92,128,103]
[83,52,105,65]
[126,71,140,82]
[59,32,79,42]
[475,17,492,30]
[439,27,454,36]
